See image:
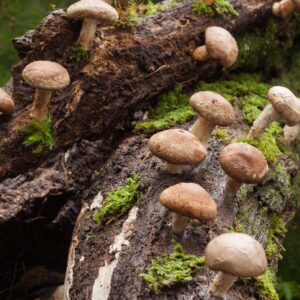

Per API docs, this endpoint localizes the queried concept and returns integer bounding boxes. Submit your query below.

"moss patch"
[256,269,280,300]
[93,174,140,226]
[192,0,238,17]
[141,242,205,294]
[68,46,89,62]
[213,128,231,142]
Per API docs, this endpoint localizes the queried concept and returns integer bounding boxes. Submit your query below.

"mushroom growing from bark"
[189,91,235,146]
[248,86,300,139]
[22,61,70,122]
[193,26,239,68]
[66,0,119,50]
[219,142,268,197]
[283,123,300,144]
[160,183,217,234]
[0,88,14,114]
[148,129,207,174]
[205,233,267,298]
[272,0,300,18]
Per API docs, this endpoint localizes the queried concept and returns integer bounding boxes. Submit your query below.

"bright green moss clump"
[256,269,280,300]
[133,84,194,132]
[68,46,89,62]
[142,242,205,294]
[214,128,231,142]
[93,174,140,226]
[192,0,238,17]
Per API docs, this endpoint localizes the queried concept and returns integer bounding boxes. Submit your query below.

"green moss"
[18,115,55,154]
[117,3,139,28]
[144,0,179,15]
[214,128,231,142]
[192,0,238,17]
[68,46,89,62]
[133,84,194,132]
[256,269,280,300]
[93,174,140,226]
[141,242,205,294]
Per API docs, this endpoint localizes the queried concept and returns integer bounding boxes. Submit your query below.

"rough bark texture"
[0,0,293,299]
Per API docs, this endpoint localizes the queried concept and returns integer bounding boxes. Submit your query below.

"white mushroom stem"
[209,271,237,298]
[30,88,52,122]
[248,104,280,139]
[224,177,242,197]
[192,46,209,62]
[190,117,215,146]
[272,0,295,18]
[283,123,300,144]
[77,18,98,50]
[171,213,189,234]
[165,162,184,174]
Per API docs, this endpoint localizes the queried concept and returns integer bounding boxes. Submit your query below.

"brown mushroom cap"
[160,183,217,220]
[205,233,267,277]
[219,143,268,183]
[148,129,207,165]
[0,88,14,114]
[67,0,118,25]
[22,61,70,91]
[205,26,238,68]
[268,86,300,126]
[190,91,235,126]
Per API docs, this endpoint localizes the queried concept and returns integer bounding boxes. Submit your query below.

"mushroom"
[205,232,267,298]
[204,0,214,4]
[66,0,119,50]
[160,183,217,234]
[282,123,300,144]
[0,88,14,114]
[148,129,207,174]
[272,0,300,18]
[219,142,268,197]
[189,91,235,146]
[248,86,300,139]
[192,26,239,68]
[22,61,70,122]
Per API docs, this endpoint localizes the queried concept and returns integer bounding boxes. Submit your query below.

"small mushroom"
[272,0,300,18]
[160,183,217,234]
[148,129,207,174]
[193,26,239,68]
[248,86,300,139]
[282,123,300,144]
[189,91,235,146]
[66,0,119,50]
[205,232,267,298]
[219,142,268,197]
[22,61,70,122]
[0,88,14,114]
[203,0,214,4]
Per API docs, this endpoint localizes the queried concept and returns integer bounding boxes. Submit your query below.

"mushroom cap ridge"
[160,183,217,220]
[219,142,268,183]
[205,232,267,277]
[67,0,118,25]
[205,26,238,68]
[268,86,300,126]
[148,129,207,165]
[190,91,235,126]
[22,61,70,90]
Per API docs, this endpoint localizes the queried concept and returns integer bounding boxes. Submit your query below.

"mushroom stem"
[209,271,237,297]
[272,0,295,18]
[30,88,52,122]
[283,123,300,144]
[224,177,242,197]
[192,46,209,62]
[77,18,98,50]
[248,104,280,139]
[171,213,189,234]
[165,162,184,174]
[190,117,215,146]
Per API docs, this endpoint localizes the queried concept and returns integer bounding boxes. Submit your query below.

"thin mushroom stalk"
[283,123,300,144]
[77,18,98,50]
[171,213,189,234]
[224,177,242,197]
[189,117,215,146]
[31,89,52,122]
[209,272,237,298]
[248,104,280,139]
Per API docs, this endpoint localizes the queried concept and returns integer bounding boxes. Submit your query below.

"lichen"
[192,0,238,17]
[141,241,205,294]
[93,174,140,226]
[256,269,280,300]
